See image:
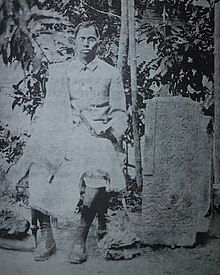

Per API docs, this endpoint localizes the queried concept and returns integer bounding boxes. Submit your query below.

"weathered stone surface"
[0,209,30,239]
[0,234,35,252]
[98,230,141,260]
[142,97,212,246]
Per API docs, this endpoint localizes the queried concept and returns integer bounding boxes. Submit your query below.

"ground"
[0,235,220,275]
[0,210,220,275]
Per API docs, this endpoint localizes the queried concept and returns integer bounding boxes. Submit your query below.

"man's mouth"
[81,49,91,53]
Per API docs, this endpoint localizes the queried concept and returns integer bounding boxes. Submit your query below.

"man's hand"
[17,171,29,188]
[106,111,127,140]
[98,127,118,143]
[106,186,118,193]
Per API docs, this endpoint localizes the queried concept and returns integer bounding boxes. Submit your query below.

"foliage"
[0,123,27,164]
[137,0,214,115]
[12,61,48,119]
[102,182,142,212]
[0,0,34,70]
[0,0,74,67]
[0,1,123,119]
[0,0,77,119]
[1,0,215,117]
[124,178,142,212]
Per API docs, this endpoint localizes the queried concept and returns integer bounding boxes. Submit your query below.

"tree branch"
[82,1,120,19]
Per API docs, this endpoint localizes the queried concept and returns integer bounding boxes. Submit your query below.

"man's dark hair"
[74,21,100,39]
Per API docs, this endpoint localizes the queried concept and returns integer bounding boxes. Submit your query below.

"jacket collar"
[74,56,99,72]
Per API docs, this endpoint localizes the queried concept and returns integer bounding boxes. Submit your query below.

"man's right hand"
[16,171,29,188]
[6,165,29,190]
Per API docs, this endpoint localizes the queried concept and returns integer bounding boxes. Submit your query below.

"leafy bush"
[138,0,214,110]
[0,123,28,164]
[12,61,48,119]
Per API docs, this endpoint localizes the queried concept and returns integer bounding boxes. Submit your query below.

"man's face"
[75,26,99,62]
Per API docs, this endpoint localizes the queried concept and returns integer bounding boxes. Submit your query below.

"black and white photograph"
[0,0,219,274]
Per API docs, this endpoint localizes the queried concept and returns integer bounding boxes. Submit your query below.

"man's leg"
[69,187,108,264]
[33,209,56,261]
[97,188,108,241]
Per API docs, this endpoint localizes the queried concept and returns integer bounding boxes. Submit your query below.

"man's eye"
[88,38,96,42]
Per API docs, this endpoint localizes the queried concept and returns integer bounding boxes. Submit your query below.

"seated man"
[7,21,127,264]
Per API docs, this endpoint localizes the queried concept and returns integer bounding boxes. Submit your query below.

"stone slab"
[0,234,35,252]
[0,209,30,239]
[141,97,212,246]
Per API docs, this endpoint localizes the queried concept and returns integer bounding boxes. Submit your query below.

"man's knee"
[84,186,108,207]
[83,186,99,208]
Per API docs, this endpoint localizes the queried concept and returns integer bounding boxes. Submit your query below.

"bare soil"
[0,210,220,275]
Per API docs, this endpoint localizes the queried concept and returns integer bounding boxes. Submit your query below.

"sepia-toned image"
[0,0,219,274]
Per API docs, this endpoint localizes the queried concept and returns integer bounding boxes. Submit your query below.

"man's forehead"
[76,26,98,38]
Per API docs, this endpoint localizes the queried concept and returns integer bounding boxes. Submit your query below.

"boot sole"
[69,257,87,264]
[34,243,56,261]
[69,251,87,264]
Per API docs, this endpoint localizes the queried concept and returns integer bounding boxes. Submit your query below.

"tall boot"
[69,205,96,264]
[33,211,56,261]
[97,228,107,242]
[97,189,108,242]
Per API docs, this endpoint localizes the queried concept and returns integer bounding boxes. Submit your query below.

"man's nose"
[83,39,89,48]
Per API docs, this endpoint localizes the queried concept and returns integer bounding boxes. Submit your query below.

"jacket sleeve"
[108,68,127,139]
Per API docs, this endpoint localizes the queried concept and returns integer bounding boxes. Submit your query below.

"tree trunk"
[215,1,220,187]
[117,0,129,175]
[117,0,128,76]
[128,0,143,187]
